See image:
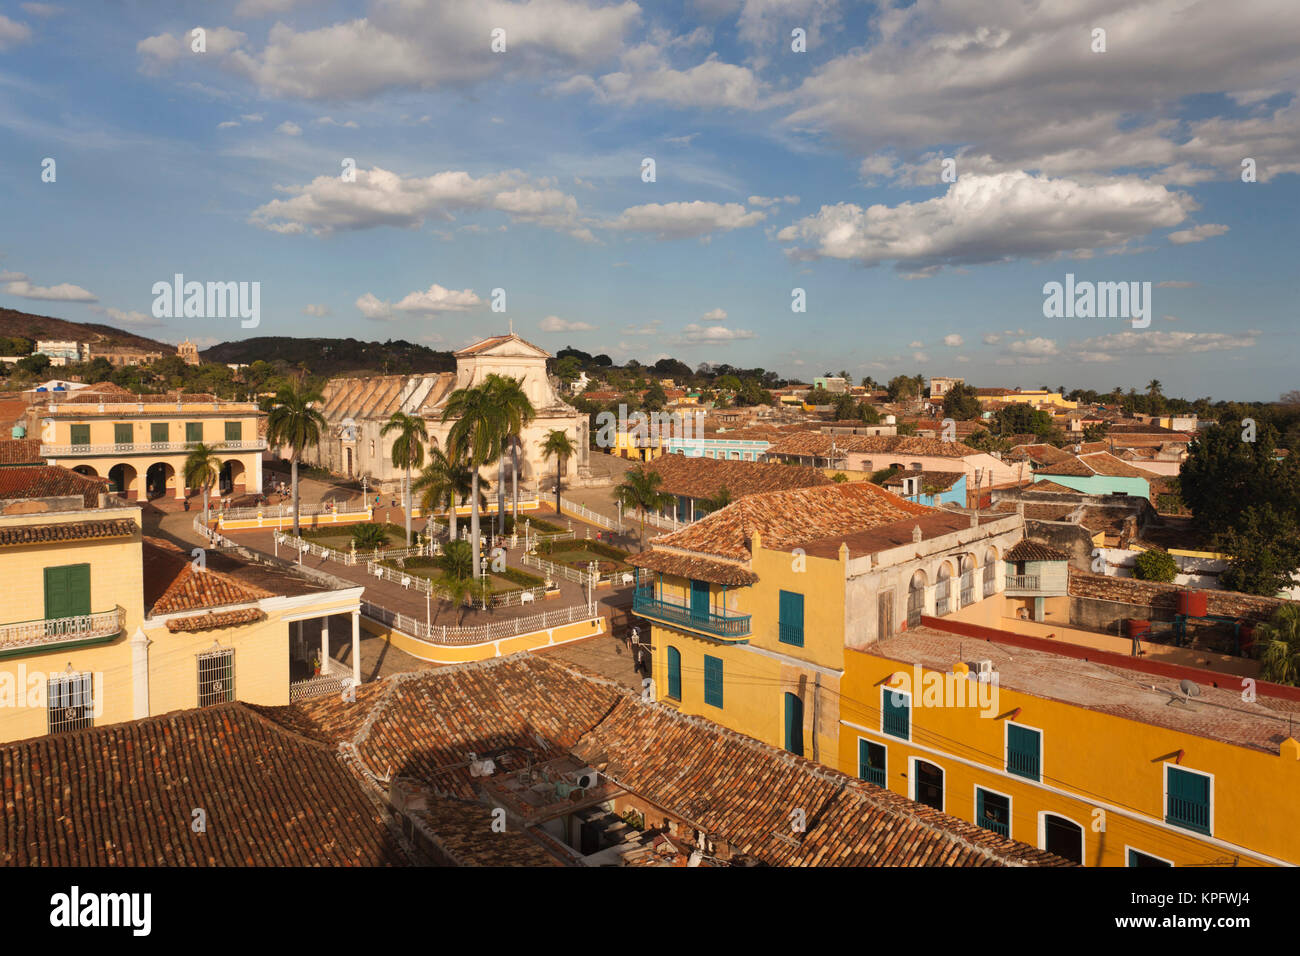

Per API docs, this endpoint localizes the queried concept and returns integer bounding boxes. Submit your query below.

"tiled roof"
[317,373,456,421]
[266,655,1069,867]
[626,548,758,586]
[643,455,830,501]
[652,481,932,560]
[1024,480,1081,494]
[165,607,266,632]
[883,469,964,492]
[0,464,111,507]
[0,438,40,465]
[1007,443,1074,466]
[143,539,273,615]
[765,432,981,459]
[0,518,135,548]
[1037,452,1152,479]
[0,703,409,865]
[1005,540,1070,562]
[1068,569,1291,625]
[799,510,984,561]
[454,332,550,357]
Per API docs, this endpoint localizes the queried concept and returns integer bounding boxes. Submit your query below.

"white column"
[351,611,361,686]
[319,618,328,674]
[129,627,151,719]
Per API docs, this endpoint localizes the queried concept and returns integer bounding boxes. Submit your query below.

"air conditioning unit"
[468,755,497,778]
[977,660,996,683]
[571,767,600,790]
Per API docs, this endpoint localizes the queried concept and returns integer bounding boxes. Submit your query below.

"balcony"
[0,607,125,656]
[1004,574,1042,595]
[632,589,751,640]
[41,439,267,457]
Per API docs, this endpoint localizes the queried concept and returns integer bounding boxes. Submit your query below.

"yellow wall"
[363,611,605,663]
[835,646,1298,866]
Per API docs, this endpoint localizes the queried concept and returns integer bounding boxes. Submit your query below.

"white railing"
[290,671,354,702]
[41,439,266,456]
[220,502,370,522]
[642,510,689,532]
[362,600,598,647]
[558,496,623,531]
[47,402,259,414]
[0,607,124,650]
[193,516,237,549]
[522,551,594,587]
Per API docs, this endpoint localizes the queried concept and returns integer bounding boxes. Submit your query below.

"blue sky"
[0,0,1296,399]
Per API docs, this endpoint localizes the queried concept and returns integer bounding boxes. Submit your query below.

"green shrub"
[350,524,390,549]
[1133,548,1178,583]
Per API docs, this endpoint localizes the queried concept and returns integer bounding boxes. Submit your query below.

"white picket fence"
[222,501,370,522]
[522,551,595,587]
[362,599,599,647]
[559,496,623,531]
[273,532,434,567]
[193,517,236,549]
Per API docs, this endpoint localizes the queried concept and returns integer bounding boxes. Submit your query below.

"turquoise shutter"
[703,655,723,708]
[778,590,804,646]
[1167,768,1210,834]
[784,692,804,756]
[1006,725,1041,781]
[883,688,909,739]
[666,646,681,700]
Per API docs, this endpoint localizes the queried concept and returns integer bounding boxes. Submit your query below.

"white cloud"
[559,51,763,110]
[623,321,662,335]
[679,323,755,344]
[250,165,593,241]
[355,292,391,319]
[1071,330,1258,357]
[356,285,482,318]
[701,308,727,322]
[3,278,96,302]
[747,194,800,208]
[241,113,264,122]
[943,333,963,347]
[1168,223,1229,245]
[315,116,359,128]
[276,120,302,136]
[610,201,765,240]
[778,172,1195,271]
[104,307,162,328]
[540,315,595,332]
[982,333,1001,345]
[217,120,240,129]
[303,303,330,316]
[907,341,924,349]
[0,14,33,50]
[912,351,929,362]
[0,271,27,282]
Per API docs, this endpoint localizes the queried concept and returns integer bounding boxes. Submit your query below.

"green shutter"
[784,692,804,756]
[185,422,203,443]
[151,422,169,443]
[778,590,804,646]
[666,646,681,700]
[114,423,132,444]
[976,789,1010,837]
[225,421,241,442]
[858,740,886,787]
[1007,724,1041,781]
[44,564,90,620]
[1166,768,1211,834]
[70,425,90,445]
[703,655,723,708]
[883,688,909,739]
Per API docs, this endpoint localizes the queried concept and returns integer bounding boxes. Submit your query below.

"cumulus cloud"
[1070,330,1259,362]
[303,303,330,316]
[2,278,97,302]
[610,201,765,240]
[540,315,595,331]
[357,283,481,319]
[1168,223,1229,244]
[678,323,756,344]
[276,120,302,135]
[561,52,764,109]
[982,333,1001,345]
[103,307,162,327]
[0,14,32,49]
[250,165,593,241]
[314,116,358,128]
[778,172,1195,271]
[701,308,727,321]
[943,333,963,347]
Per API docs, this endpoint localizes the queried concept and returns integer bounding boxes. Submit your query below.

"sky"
[0,0,1296,400]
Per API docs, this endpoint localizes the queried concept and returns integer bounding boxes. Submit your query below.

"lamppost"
[587,560,598,609]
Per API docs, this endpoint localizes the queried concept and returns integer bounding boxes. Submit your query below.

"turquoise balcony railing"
[632,588,751,639]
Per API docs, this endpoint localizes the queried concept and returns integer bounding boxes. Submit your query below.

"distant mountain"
[0,307,173,352]
[199,337,457,376]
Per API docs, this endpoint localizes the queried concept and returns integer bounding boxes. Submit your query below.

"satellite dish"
[1179,679,1202,701]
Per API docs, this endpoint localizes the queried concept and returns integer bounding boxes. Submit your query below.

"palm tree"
[436,539,476,625]
[614,464,672,550]
[1255,605,1300,686]
[540,429,577,517]
[414,448,483,542]
[485,374,536,531]
[265,381,326,538]
[443,385,505,579]
[351,523,388,550]
[381,411,428,547]
[1146,379,1163,398]
[183,443,221,525]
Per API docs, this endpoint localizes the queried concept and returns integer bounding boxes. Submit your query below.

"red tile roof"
[165,607,266,632]
[1037,452,1153,479]
[143,539,272,615]
[0,703,410,865]
[765,432,981,459]
[626,548,758,586]
[1005,540,1070,562]
[643,454,831,501]
[0,439,42,464]
[0,464,111,507]
[0,518,136,548]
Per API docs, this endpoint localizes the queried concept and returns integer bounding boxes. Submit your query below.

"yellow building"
[30,385,264,501]
[978,389,1078,411]
[0,460,361,745]
[628,481,1299,867]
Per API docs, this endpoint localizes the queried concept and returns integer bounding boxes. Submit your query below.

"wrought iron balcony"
[0,607,125,655]
[42,440,266,457]
[632,588,751,639]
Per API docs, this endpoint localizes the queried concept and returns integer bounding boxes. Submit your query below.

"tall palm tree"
[183,443,221,525]
[485,374,536,530]
[413,447,481,543]
[540,429,576,517]
[265,381,326,537]
[443,385,505,579]
[381,411,428,547]
[614,464,672,550]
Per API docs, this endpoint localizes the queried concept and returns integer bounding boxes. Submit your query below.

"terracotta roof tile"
[165,608,266,632]
[0,464,111,508]
[143,539,273,615]
[0,439,42,465]
[626,549,758,586]
[643,455,830,501]
[765,433,981,459]
[1005,540,1070,562]
[0,518,135,548]
[1038,452,1152,479]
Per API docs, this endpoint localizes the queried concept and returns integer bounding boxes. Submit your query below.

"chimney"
[97,492,108,508]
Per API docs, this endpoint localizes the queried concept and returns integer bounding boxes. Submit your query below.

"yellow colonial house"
[29,383,264,501]
[629,481,1300,867]
[0,458,362,745]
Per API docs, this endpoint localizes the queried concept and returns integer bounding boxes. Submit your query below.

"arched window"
[907,570,927,628]
[935,564,952,615]
[983,547,999,597]
[783,692,803,756]
[666,646,681,700]
[1042,814,1084,865]
[913,760,944,811]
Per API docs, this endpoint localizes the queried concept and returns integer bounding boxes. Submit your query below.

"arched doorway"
[1042,814,1084,864]
[913,760,944,811]
[959,553,977,606]
[72,465,98,478]
[935,563,953,615]
[108,463,137,498]
[907,570,927,628]
[983,547,999,597]
[220,459,244,496]
[145,462,174,500]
